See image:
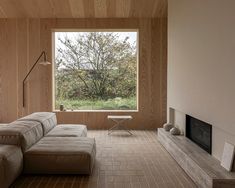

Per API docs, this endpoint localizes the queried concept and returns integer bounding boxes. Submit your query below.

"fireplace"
[186,115,212,154]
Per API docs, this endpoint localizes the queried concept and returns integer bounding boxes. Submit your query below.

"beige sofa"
[0,112,96,188]
[0,145,23,188]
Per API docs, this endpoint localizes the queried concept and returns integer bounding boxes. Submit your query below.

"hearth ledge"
[157,128,235,188]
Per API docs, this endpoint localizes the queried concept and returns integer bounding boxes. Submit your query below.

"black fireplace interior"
[186,115,212,154]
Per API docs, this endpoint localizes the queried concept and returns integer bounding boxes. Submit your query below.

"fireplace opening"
[186,115,212,154]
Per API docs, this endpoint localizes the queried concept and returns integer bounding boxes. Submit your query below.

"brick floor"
[12,130,196,188]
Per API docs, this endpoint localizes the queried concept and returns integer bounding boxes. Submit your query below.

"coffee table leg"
[108,123,120,135]
[120,124,132,135]
[108,119,132,135]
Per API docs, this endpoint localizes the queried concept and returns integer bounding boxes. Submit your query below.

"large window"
[53,30,138,111]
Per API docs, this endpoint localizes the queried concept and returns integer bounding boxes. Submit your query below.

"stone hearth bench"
[158,128,235,188]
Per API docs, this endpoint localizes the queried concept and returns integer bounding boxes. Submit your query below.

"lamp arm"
[23,51,46,83]
[23,51,46,107]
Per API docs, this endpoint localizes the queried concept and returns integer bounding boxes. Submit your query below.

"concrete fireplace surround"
[168,0,235,165]
[158,128,235,188]
[168,108,235,163]
[165,0,235,187]
[158,107,235,187]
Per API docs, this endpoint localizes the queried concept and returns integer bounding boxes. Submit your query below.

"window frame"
[52,29,139,112]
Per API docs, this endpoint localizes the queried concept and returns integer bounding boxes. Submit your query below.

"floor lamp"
[23,51,51,107]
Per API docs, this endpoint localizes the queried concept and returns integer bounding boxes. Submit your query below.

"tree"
[55,32,137,100]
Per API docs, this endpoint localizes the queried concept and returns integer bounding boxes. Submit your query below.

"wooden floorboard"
[12,130,196,188]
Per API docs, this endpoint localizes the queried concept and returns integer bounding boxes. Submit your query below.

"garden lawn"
[55,97,137,110]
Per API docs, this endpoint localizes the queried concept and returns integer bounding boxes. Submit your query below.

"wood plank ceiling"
[0,0,167,18]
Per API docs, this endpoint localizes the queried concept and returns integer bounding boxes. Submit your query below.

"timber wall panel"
[0,19,18,122]
[0,18,167,129]
[28,19,41,113]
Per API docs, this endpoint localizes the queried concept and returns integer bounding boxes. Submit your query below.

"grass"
[55,97,137,111]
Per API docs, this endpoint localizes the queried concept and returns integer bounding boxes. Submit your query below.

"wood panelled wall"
[0,18,167,129]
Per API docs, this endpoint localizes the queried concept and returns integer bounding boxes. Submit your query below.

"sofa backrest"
[0,120,43,152]
[18,112,57,135]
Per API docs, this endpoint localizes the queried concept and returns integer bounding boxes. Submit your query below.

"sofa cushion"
[0,145,23,188]
[46,124,87,137]
[18,112,57,135]
[24,137,96,175]
[0,120,43,152]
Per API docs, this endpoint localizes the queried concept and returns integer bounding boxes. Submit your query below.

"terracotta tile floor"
[12,130,196,188]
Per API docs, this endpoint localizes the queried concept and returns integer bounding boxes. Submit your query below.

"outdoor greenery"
[55,32,137,110]
[55,97,136,110]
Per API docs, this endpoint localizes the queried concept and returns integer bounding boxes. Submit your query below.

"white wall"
[168,0,235,161]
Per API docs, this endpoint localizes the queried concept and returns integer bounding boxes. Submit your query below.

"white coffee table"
[107,115,133,135]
